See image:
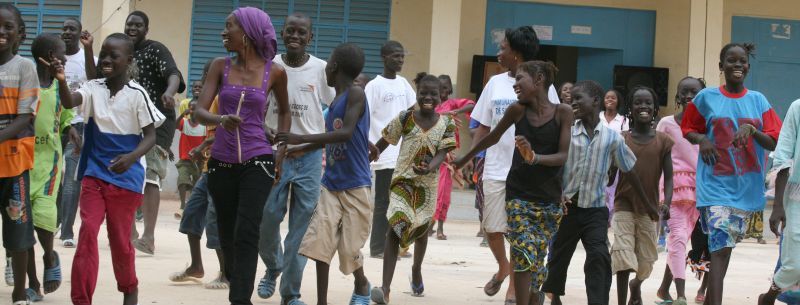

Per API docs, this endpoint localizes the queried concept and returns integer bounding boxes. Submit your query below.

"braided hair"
[625,86,659,129]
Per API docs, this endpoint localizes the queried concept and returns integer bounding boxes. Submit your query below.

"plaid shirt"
[563,119,637,208]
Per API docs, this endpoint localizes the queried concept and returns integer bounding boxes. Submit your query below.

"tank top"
[211,57,273,163]
[505,109,563,203]
[321,90,372,191]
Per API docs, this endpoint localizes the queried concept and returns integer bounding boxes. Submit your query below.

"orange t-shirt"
[0,56,40,178]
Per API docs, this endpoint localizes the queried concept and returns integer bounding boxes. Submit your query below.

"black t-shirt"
[505,113,563,203]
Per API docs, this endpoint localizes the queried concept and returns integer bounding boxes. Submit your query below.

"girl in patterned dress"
[369,74,457,303]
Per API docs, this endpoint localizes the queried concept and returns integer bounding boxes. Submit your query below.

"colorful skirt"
[505,199,562,290]
[387,177,436,248]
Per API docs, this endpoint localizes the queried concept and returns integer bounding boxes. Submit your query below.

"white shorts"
[482,179,507,233]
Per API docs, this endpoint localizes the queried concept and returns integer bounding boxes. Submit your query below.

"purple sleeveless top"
[211,57,273,163]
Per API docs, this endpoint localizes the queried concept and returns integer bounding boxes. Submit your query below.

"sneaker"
[62,239,76,248]
[4,258,13,286]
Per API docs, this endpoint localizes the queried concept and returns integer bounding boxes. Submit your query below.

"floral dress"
[383,110,456,247]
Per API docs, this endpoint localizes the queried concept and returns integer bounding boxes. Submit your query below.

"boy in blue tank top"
[275,43,372,305]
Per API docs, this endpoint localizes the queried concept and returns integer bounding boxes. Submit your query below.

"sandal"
[12,301,29,305]
[370,286,388,304]
[285,298,308,305]
[42,252,61,294]
[436,232,447,240]
[654,300,673,305]
[169,269,203,284]
[204,274,229,289]
[410,279,424,297]
[62,239,76,248]
[483,273,505,296]
[673,297,688,305]
[25,288,43,302]
[349,282,371,305]
[132,239,154,255]
[257,270,280,299]
[694,294,705,304]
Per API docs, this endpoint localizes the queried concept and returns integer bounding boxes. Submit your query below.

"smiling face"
[496,38,518,70]
[98,38,132,79]
[571,86,598,121]
[631,89,655,125]
[0,9,20,55]
[676,78,703,107]
[382,46,404,73]
[221,14,245,53]
[513,70,541,105]
[191,81,202,97]
[61,19,80,48]
[439,78,452,101]
[417,81,441,114]
[720,46,749,86]
[560,83,573,103]
[603,90,619,111]
[124,15,148,46]
[281,15,312,54]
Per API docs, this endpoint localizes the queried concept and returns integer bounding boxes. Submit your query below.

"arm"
[161,74,182,109]
[452,103,475,115]
[661,151,673,220]
[80,31,97,80]
[735,108,781,151]
[770,168,789,237]
[0,114,33,143]
[453,103,524,168]
[414,146,454,175]
[681,102,717,165]
[194,58,225,126]
[276,87,366,146]
[109,124,156,174]
[269,65,291,167]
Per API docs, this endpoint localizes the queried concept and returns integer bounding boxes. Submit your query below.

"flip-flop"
[673,297,688,305]
[436,233,447,240]
[484,273,505,296]
[43,252,61,294]
[12,301,29,305]
[654,300,673,305]
[169,269,203,284]
[694,294,705,304]
[204,277,229,289]
[370,286,388,304]
[349,282,371,305]
[132,239,154,255]
[25,288,43,302]
[409,275,424,297]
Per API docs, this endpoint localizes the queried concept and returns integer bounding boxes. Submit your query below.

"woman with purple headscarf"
[193,7,290,305]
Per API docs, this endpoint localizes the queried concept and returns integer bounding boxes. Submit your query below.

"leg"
[178,184,191,211]
[207,160,240,303]
[27,247,40,292]
[70,177,106,305]
[37,228,58,293]
[481,180,511,295]
[59,136,82,242]
[104,183,143,304]
[541,209,582,297]
[412,234,428,287]
[380,229,401,300]
[434,164,452,239]
[581,207,612,305]
[616,271,630,305]
[178,173,212,279]
[706,247,732,305]
[137,183,160,250]
[370,169,393,256]
[665,202,699,300]
[255,161,291,299]
[314,260,329,305]
[337,187,373,295]
[185,234,205,277]
[657,265,674,301]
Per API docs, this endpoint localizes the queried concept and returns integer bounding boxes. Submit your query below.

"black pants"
[542,206,611,305]
[369,168,393,256]
[207,155,274,305]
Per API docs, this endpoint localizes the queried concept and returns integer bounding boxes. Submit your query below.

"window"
[13,0,83,58]
[188,0,391,83]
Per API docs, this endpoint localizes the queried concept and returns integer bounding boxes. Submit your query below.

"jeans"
[369,168,393,256]
[542,206,611,305]
[259,149,322,301]
[178,173,220,249]
[59,122,83,240]
[207,155,275,305]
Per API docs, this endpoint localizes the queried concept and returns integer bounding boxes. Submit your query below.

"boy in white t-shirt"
[58,17,98,248]
[365,40,417,258]
[470,26,560,303]
[257,13,336,305]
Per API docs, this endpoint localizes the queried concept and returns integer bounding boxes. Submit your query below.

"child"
[611,86,674,305]
[366,40,417,259]
[369,74,457,303]
[56,33,165,305]
[558,82,573,104]
[681,43,782,305]
[275,43,372,305]
[655,76,706,305]
[758,96,800,305]
[454,61,573,305]
[178,80,202,117]
[25,33,75,301]
[175,92,206,218]
[541,80,637,305]
[0,4,39,304]
[430,74,474,240]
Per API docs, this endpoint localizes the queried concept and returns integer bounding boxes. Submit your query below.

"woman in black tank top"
[454,61,573,305]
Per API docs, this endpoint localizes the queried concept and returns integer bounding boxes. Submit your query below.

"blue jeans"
[178,173,220,249]
[59,123,83,240]
[259,149,322,301]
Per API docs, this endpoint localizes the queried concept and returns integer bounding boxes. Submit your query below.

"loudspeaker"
[613,65,669,107]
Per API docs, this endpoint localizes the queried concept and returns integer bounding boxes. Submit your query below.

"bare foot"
[656,287,673,302]
[628,279,643,305]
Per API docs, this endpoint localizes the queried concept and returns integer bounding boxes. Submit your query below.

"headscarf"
[232,7,277,61]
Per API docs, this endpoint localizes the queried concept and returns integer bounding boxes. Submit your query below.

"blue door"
[733,16,800,119]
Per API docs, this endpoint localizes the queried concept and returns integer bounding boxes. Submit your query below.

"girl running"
[454,61,573,305]
[370,74,457,303]
[655,76,706,305]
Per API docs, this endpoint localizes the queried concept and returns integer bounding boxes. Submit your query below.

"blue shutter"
[188,0,390,85]
[13,0,82,58]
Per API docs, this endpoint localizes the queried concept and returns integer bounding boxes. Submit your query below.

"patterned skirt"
[387,177,436,248]
[505,199,562,289]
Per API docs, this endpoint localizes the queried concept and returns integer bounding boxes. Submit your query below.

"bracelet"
[219,115,227,125]
[533,153,540,165]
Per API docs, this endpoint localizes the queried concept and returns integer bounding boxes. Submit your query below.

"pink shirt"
[656,115,699,203]
[436,98,475,146]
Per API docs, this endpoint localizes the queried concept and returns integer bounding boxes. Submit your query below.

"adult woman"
[601,89,628,219]
[193,7,289,305]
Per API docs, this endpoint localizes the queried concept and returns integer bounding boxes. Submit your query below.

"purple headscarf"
[232,7,277,61]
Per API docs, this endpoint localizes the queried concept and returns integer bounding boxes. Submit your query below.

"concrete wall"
[389,0,433,82]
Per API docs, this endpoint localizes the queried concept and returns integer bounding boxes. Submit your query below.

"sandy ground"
[3,189,781,304]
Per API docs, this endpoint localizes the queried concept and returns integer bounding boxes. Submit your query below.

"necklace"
[283,53,309,67]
